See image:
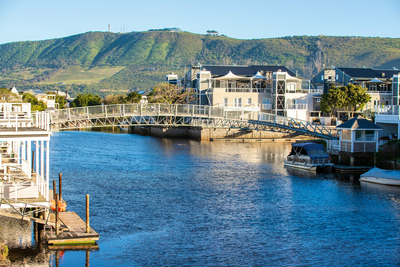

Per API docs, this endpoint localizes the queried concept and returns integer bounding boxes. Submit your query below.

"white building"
[0,103,51,206]
[185,64,317,121]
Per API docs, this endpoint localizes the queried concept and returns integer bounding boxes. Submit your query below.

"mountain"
[1,31,399,97]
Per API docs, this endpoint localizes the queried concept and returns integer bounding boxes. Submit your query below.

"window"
[355,130,363,141]
[262,98,271,104]
[365,130,375,141]
[355,130,375,141]
[368,83,377,91]
[234,98,242,107]
[247,98,252,106]
[224,98,228,107]
[342,130,351,141]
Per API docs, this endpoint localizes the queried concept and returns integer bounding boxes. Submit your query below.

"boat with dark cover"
[284,143,333,171]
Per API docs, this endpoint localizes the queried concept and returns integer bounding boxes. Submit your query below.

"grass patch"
[42,66,125,84]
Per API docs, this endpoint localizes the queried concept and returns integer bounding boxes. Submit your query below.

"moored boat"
[283,143,333,171]
[360,167,400,186]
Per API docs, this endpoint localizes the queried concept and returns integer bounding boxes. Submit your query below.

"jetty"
[45,211,99,246]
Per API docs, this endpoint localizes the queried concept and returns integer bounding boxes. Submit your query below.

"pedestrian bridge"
[49,104,339,140]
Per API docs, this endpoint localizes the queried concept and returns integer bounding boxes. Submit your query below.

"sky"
[0,0,399,45]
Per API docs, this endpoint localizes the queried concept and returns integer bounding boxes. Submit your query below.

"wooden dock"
[45,211,99,245]
[333,165,371,173]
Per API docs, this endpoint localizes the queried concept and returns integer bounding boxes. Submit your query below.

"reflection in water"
[3,131,400,266]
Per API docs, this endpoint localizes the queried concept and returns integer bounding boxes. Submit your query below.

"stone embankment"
[132,126,312,141]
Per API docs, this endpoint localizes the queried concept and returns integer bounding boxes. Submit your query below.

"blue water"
[47,131,400,266]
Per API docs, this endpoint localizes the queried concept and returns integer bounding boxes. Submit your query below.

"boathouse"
[336,115,382,166]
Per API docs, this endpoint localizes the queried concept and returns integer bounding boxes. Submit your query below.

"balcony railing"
[309,89,323,94]
[285,89,309,94]
[286,104,307,110]
[262,104,272,110]
[212,87,271,93]
[374,105,400,115]
[367,90,393,95]
[216,103,260,110]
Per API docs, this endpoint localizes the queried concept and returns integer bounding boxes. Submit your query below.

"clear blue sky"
[0,0,399,45]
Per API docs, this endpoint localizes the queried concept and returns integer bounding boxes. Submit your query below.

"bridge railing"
[50,104,338,138]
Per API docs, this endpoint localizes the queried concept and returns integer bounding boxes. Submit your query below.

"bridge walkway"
[49,104,339,140]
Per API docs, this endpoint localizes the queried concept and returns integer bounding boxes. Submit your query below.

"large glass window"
[365,130,375,141]
[355,130,363,141]
[354,130,375,141]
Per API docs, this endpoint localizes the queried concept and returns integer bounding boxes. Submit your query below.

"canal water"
[5,131,400,266]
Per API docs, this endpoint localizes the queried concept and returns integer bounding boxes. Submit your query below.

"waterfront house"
[0,103,51,206]
[311,66,400,109]
[312,66,400,136]
[184,64,320,121]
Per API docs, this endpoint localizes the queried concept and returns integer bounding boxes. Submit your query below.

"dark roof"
[291,143,330,159]
[202,65,296,77]
[338,67,400,79]
[336,115,382,130]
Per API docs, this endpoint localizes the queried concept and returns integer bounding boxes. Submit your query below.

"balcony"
[216,103,260,112]
[366,90,393,95]
[308,89,323,94]
[211,87,271,93]
[262,104,272,110]
[285,89,309,94]
[286,104,307,110]
[374,105,400,115]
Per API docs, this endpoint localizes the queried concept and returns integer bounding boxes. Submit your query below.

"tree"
[148,83,196,104]
[0,88,20,103]
[55,95,67,109]
[103,94,127,105]
[378,140,400,169]
[71,93,102,107]
[320,86,346,117]
[345,84,372,116]
[320,84,371,118]
[22,93,47,111]
[126,91,142,103]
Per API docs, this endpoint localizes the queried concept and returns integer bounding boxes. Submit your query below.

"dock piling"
[59,173,62,200]
[55,193,59,236]
[53,180,56,201]
[86,194,90,233]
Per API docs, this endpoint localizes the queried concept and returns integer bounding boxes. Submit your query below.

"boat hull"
[283,160,333,171]
[360,177,400,186]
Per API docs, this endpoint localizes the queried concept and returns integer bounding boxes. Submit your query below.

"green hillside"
[1,31,399,97]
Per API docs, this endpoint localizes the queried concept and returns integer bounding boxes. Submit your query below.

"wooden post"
[53,180,56,201]
[55,193,59,236]
[59,173,62,201]
[86,194,90,233]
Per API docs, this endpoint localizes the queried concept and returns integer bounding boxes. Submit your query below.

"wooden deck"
[46,211,99,245]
